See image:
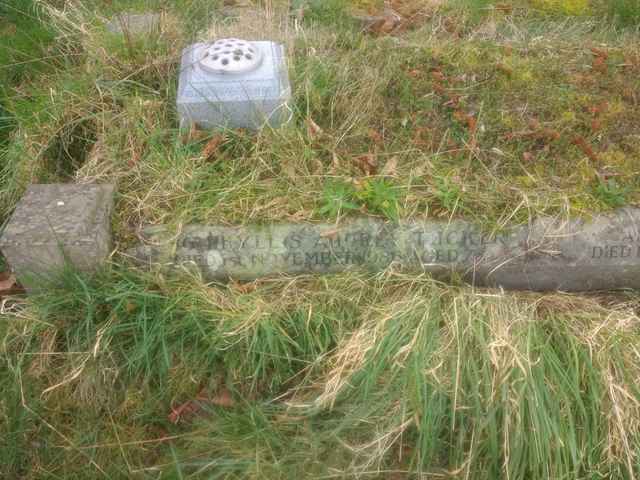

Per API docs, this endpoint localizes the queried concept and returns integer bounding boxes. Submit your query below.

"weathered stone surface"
[177,39,292,130]
[106,12,161,35]
[0,184,115,289]
[127,208,640,291]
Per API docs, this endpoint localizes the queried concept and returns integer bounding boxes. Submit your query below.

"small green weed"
[356,178,401,220]
[319,180,359,219]
[434,177,463,213]
[593,178,630,208]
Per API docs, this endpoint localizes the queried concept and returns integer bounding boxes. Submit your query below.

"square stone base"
[0,184,115,289]
[177,41,292,130]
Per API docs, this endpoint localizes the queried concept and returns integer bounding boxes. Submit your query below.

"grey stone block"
[177,39,292,130]
[0,184,115,289]
[128,208,640,292]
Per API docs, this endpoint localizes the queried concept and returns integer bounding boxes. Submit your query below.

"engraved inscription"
[128,210,640,291]
[171,226,516,272]
[591,232,640,260]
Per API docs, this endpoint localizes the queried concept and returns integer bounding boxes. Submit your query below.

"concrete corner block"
[0,184,115,289]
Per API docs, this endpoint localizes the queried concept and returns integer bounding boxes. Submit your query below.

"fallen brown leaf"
[430,70,446,82]
[495,3,513,13]
[541,129,561,142]
[230,279,258,294]
[168,385,235,424]
[307,117,323,139]
[572,136,599,162]
[590,47,609,59]
[168,398,203,424]
[0,273,16,292]
[592,56,607,74]
[362,8,403,35]
[368,128,384,146]
[453,110,477,133]
[587,101,609,116]
[211,387,235,408]
[381,156,398,177]
[590,47,609,74]
[432,82,446,95]
[353,153,378,175]
[496,63,513,76]
[202,134,225,160]
[128,149,141,168]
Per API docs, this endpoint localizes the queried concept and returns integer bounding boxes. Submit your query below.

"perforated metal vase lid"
[199,38,263,74]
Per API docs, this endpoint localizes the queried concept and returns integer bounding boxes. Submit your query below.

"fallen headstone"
[127,208,640,291]
[0,184,115,290]
[177,37,292,130]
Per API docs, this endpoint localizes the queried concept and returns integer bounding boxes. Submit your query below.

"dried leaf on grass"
[211,387,235,408]
[168,386,235,424]
[591,48,609,74]
[494,3,513,13]
[168,398,202,424]
[230,279,259,294]
[572,136,599,163]
[202,134,225,161]
[359,8,403,35]
[0,273,16,292]
[380,156,398,177]
[367,128,384,146]
[353,153,378,175]
[453,110,477,133]
[0,272,23,297]
[307,117,323,139]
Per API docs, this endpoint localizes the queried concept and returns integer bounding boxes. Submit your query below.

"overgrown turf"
[1,0,640,478]
[3,268,640,477]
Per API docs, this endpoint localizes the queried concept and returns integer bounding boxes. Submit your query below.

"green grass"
[607,0,640,25]
[3,269,640,478]
[1,0,639,226]
[1,1,640,478]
